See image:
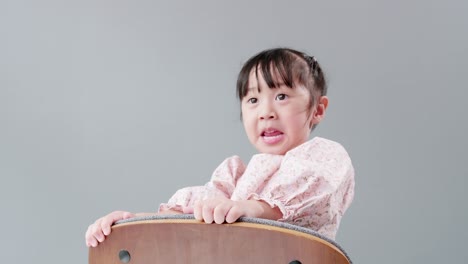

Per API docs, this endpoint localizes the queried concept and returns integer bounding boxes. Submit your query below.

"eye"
[275,94,288,101]
[247,97,258,104]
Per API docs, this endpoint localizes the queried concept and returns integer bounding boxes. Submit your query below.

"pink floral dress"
[159,137,355,239]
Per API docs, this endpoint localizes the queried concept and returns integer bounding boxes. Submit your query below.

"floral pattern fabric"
[159,137,355,239]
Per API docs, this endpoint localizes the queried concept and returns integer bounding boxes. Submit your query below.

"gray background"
[1,0,467,263]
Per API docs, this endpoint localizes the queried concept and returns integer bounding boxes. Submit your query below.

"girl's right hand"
[85,211,135,247]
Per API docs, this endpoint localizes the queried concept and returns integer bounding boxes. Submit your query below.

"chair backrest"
[89,215,351,264]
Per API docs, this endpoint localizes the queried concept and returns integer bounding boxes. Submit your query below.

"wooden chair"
[89,215,351,264]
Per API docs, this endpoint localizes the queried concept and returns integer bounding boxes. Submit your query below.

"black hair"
[236,48,327,111]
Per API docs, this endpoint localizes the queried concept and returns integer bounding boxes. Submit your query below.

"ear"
[310,96,329,128]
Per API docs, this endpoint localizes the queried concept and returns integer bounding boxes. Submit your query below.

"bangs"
[237,48,309,100]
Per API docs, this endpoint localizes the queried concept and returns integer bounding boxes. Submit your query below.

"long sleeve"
[159,156,246,212]
[243,137,355,239]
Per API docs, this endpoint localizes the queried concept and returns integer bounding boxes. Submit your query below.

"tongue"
[263,132,284,144]
[264,130,282,136]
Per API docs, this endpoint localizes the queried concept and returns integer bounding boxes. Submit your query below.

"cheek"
[241,112,253,130]
[240,106,248,120]
[286,113,312,132]
[241,107,254,123]
[243,119,256,134]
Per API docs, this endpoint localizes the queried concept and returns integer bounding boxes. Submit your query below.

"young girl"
[85,47,355,247]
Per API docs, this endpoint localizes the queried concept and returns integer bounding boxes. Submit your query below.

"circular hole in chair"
[118,249,131,263]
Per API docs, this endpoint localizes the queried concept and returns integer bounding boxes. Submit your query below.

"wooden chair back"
[89,216,351,264]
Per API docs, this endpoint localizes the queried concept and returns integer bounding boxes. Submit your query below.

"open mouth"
[261,129,284,144]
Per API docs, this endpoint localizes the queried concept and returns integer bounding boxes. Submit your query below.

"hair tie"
[304,55,319,76]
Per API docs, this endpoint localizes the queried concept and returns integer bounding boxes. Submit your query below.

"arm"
[86,157,247,247]
[160,156,246,213]
[253,138,355,239]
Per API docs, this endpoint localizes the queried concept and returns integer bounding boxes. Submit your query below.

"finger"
[213,202,232,224]
[225,205,243,223]
[85,225,95,247]
[92,221,106,243]
[182,206,194,214]
[87,228,98,248]
[87,234,98,248]
[93,231,105,244]
[100,218,113,236]
[101,211,129,235]
[193,201,203,221]
[202,203,214,224]
[122,212,135,219]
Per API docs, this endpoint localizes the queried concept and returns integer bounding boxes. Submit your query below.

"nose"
[259,102,277,120]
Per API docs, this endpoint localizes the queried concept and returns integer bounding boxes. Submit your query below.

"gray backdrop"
[1,0,467,263]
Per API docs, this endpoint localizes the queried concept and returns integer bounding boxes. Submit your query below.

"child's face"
[241,69,325,155]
